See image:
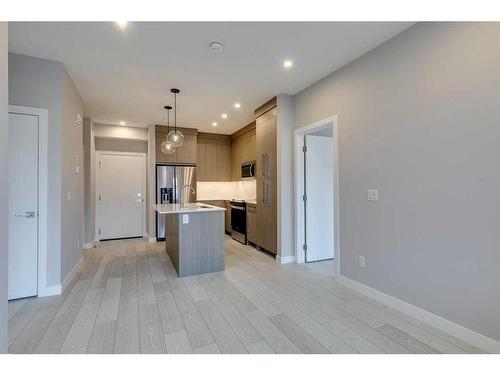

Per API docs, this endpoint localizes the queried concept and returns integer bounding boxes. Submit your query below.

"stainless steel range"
[230,200,247,244]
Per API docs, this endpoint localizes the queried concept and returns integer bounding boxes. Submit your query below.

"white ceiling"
[8,22,413,134]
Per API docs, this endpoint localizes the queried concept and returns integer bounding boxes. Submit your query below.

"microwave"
[241,161,256,180]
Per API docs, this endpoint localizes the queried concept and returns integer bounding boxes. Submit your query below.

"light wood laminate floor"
[8,237,485,354]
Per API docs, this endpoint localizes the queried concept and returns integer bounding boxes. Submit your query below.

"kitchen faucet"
[183,184,195,194]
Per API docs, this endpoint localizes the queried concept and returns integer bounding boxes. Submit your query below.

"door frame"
[8,105,50,297]
[95,150,147,241]
[294,115,340,277]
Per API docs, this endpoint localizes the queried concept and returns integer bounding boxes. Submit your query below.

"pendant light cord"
[174,91,177,132]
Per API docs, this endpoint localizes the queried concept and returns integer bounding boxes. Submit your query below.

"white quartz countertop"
[154,203,225,214]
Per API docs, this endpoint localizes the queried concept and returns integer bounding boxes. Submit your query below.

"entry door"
[97,152,145,240]
[304,134,334,262]
[9,112,39,299]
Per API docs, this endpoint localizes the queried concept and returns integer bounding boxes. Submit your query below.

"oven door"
[231,204,247,244]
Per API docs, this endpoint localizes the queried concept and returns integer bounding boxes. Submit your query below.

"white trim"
[293,115,340,279]
[83,242,93,249]
[276,255,296,264]
[37,285,61,297]
[148,236,157,243]
[61,256,84,293]
[95,150,147,241]
[8,105,50,297]
[339,275,500,354]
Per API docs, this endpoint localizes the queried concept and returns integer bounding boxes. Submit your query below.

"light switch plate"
[367,189,379,202]
[182,214,189,224]
[359,255,366,268]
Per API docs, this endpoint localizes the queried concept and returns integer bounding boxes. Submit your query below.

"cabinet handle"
[265,153,270,176]
[261,154,266,177]
[262,180,266,203]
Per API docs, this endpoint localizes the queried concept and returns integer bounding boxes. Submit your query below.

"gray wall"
[9,53,84,286]
[95,138,148,153]
[0,22,8,354]
[293,23,500,341]
[83,118,95,244]
[60,68,84,280]
[276,94,295,260]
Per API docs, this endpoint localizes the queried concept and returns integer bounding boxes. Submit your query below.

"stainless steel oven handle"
[231,205,246,211]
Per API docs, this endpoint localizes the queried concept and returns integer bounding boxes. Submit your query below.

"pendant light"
[167,88,184,148]
[161,105,176,155]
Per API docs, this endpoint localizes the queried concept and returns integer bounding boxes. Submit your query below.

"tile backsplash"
[197,180,256,201]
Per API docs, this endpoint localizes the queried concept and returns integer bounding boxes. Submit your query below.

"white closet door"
[305,135,334,262]
[98,152,145,240]
[8,112,39,300]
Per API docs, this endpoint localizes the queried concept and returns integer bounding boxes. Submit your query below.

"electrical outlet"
[367,189,379,202]
[359,255,367,268]
[182,214,189,224]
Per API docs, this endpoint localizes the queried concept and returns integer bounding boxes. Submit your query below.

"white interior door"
[8,112,39,300]
[97,152,145,240]
[305,134,334,262]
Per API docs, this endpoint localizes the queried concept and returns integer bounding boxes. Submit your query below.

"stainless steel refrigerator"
[156,165,196,240]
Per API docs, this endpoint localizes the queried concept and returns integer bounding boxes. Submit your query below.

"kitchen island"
[154,203,226,277]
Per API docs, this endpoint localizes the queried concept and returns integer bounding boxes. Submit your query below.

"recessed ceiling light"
[221,113,228,119]
[120,121,126,125]
[115,21,128,30]
[234,103,241,109]
[209,41,224,53]
[283,59,293,69]
[212,122,218,127]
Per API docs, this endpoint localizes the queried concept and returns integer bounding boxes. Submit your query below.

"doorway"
[294,116,339,269]
[8,105,48,300]
[96,151,146,240]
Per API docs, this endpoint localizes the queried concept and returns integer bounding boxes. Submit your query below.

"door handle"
[14,211,36,218]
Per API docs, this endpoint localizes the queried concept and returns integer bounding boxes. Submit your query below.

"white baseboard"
[148,236,157,243]
[38,284,61,297]
[339,275,500,354]
[83,242,93,249]
[61,256,84,294]
[276,254,296,264]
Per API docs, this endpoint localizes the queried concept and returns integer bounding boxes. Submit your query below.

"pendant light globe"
[161,105,176,154]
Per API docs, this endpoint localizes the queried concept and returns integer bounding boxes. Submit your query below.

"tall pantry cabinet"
[255,97,278,255]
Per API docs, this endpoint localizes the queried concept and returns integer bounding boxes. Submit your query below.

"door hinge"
[302,145,307,152]
[302,194,307,202]
[99,194,101,201]
[99,228,101,235]
[303,244,307,251]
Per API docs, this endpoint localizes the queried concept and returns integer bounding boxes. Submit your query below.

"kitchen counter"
[155,203,225,277]
[154,202,225,214]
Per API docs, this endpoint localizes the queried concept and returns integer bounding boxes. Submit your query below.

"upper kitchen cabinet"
[197,132,231,181]
[156,125,197,165]
[255,97,277,255]
[231,121,256,181]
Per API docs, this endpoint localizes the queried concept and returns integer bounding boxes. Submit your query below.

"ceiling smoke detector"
[209,41,224,53]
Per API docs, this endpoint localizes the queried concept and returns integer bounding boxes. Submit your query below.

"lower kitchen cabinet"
[225,200,231,233]
[246,204,257,245]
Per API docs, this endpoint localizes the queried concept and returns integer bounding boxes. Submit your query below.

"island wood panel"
[165,211,225,277]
